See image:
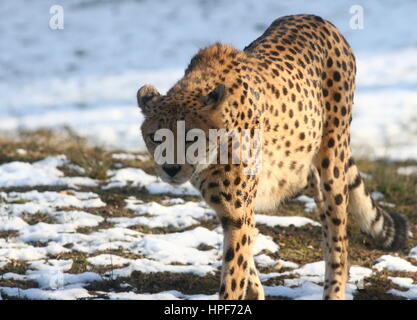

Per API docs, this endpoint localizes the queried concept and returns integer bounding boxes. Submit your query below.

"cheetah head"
[137,83,226,185]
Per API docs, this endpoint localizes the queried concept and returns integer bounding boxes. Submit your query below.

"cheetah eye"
[148,133,163,144]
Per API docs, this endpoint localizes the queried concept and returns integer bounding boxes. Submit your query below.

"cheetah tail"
[347,170,409,251]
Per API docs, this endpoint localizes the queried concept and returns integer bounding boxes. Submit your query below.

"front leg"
[244,255,265,300]
[220,213,258,299]
[197,165,260,300]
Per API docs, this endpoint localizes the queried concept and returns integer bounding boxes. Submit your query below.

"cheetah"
[136,14,409,300]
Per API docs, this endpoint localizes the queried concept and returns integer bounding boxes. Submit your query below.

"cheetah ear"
[201,83,226,109]
[137,84,161,115]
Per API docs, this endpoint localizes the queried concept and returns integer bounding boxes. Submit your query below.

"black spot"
[333,166,340,178]
[327,58,333,68]
[231,279,237,291]
[210,195,221,204]
[221,192,232,201]
[225,248,234,261]
[242,261,248,270]
[208,182,219,188]
[241,234,247,246]
[335,194,343,205]
[322,158,330,168]
[332,218,342,225]
[237,255,244,266]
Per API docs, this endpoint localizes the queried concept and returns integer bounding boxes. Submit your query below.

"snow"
[291,261,326,277]
[0,287,92,300]
[16,149,27,156]
[253,233,280,255]
[132,226,277,265]
[388,277,414,288]
[0,243,69,262]
[397,166,417,176]
[410,246,417,260]
[104,290,217,300]
[264,282,358,300]
[104,168,157,189]
[112,153,149,161]
[1,190,105,218]
[105,291,182,301]
[29,259,73,272]
[255,254,298,269]
[87,254,132,267]
[0,216,28,231]
[371,192,384,201]
[264,282,323,300]
[112,199,215,229]
[134,227,221,265]
[256,215,321,228]
[0,156,98,188]
[349,266,373,284]
[295,195,318,213]
[54,210,104,227]
[0,1,416,159]
[108,258,215,278]
[374,255,417,272]
[388,277,417,300]
[261,260,372,299]
[104,167,199,196]
[145,182,200,196]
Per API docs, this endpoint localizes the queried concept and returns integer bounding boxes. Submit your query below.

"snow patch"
[0,156,97,188]
[374,255,417,272]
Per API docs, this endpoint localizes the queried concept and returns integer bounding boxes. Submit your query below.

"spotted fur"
[137,14,409,300]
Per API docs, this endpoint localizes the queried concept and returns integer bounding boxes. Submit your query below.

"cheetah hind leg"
[305,165,325,213]
[305,165,335,295]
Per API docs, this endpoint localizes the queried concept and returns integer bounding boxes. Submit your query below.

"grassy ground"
[0,129,416,300]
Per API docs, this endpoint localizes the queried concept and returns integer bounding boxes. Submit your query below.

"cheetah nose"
[162,164,182,177]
